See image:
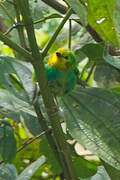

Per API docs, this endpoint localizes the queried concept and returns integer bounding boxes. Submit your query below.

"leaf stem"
[85,62,96,83]
[34,14,62,25]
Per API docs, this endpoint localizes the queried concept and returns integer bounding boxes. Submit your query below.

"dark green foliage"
[0,120,16,162]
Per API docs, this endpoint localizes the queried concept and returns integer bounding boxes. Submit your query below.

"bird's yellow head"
[48,48,76,71]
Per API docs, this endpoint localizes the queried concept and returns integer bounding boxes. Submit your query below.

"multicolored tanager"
[45,48,77,96]
[33,48,77,96]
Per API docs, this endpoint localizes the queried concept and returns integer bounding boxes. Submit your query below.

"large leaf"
[0,120,16,163]
[0,163,17,180]
[0,56,34,103]
[86,0,120,47]
[22,112,42,136]
[79,42,105,61]
[61,86,120,170]
[16,156,46,180]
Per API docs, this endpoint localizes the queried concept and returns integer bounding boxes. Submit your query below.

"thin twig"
[4,25,15,35]
[17,128,51,152]
[33,14,63,25]
[85,62,96,83]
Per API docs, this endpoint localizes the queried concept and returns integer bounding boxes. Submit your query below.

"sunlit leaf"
[87,0,120,47]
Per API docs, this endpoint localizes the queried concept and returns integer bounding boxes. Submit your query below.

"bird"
[45,48,77,96]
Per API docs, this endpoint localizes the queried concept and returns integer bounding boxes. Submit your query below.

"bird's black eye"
[56,52,62,57]
[64,56,68,59]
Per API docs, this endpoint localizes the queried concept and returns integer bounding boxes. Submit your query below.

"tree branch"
[16,0,77,179]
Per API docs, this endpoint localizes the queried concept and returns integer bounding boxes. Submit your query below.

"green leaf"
[0,163,17,180]
[0,56,34,103]
[0,120,16,163]
[80,42,105,61]
[87,0,120,47]
[61,86,120,170]
[22,112,42,136]
[65,0,87,26]
[40,137,62,175]
[16,156,46,180]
